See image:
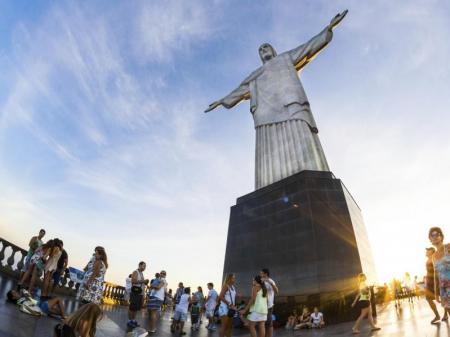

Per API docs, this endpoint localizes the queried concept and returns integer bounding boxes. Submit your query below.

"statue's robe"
[221,27,333,189]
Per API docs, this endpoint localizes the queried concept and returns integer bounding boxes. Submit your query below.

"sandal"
[352,329,360,334]
[431,317,441,324]
[371,327,381,331]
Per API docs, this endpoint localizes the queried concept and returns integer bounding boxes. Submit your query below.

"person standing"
[171,287,191,335]
[424,247,444,324]
[42,238,62,297]
[148,270,168,333]
[127,262,149,328]
[174,282,184,308]
[51,241,68,294]
[218,274,237,337]
[193,286,205,325]
[124,274,132,304]
[351,273,380,334]
[240,275,268,337]
[18,229,46,286]
[205,282,218,330]
[19,239,55,295]
[78,247,108,305]
[429,226,450,321]
[260,268,278,337]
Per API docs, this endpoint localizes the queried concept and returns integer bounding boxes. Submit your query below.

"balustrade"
[0,237,125,305]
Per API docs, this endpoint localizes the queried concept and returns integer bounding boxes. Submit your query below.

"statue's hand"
[204,100,222,113]
[329,9,348,30]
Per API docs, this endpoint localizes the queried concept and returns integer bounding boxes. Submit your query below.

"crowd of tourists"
[3,225,450,337]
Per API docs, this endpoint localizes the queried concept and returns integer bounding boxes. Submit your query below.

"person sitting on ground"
[171,287,191,335]
[310,307,325,329]
[294,307,311,329]
[285,309,297,329]
[53,302,103,337]
[7,289,66,319]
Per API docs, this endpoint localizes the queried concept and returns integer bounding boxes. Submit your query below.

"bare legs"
[427,298,441,323]
[219,316,232,337]
[47,297,66,319]
[352,306,380,334]
[149,309,159,332]
[42,271,54,297]
[248,321,265,337]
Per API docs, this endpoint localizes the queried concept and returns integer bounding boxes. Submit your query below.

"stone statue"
[205,10,348,189]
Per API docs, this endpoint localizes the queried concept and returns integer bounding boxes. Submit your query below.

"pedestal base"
[223,170,376,323]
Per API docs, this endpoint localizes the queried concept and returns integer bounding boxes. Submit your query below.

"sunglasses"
[430,232,442,238]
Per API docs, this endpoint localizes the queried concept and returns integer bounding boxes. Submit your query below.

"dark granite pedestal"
[223,170,377,323]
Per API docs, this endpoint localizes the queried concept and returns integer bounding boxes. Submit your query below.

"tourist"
[164,288,173,311]
[240,275,268,337]
[127,262,149,328]
[310,307,324,328]
[125,274,132,304]
[147,270,168,333]
[51,241,69,294]
[429,226,450,321]
[53,302,103,337]
[284,309,297,329]
[424,247,443,324]
[42,238,63,297]
[190,294,201,331]
[78,246,108,305]
[171,287,191,335]
[19,239,55,295]
[351,273,381,334]
[205,282,218,330]
[174,282,184,307]
[218,274,237,337]
[193,286,205,324]
[260,268,278,337]
[7,288,66,318]
[293,307,310,329]
[19,229,46,282]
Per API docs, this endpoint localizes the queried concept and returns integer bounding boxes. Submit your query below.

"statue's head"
[259,43,277,63]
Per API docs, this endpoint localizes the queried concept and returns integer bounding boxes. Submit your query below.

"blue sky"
[1,0,450,289]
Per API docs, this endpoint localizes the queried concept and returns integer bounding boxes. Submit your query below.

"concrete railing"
[0,237,125,304]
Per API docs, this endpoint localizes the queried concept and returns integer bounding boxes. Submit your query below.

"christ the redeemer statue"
[205,10,348,189]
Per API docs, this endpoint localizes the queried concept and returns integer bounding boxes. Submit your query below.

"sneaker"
[149,329,157,333]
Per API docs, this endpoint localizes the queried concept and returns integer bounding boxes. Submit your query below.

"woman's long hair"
[95,247,108,269]
[65,303,103,337]
[254,275,267,297]
[223,273,235,287]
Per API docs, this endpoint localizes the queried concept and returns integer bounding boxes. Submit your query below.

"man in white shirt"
[204,282,218,330]
[310,307,325,328]
[148,270,168,333]
[260,268,279,337]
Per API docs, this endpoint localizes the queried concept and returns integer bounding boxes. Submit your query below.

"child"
[171,287,191,335]
[190,296,201,331]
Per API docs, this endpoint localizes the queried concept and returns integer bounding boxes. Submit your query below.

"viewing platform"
[1,237,448,336]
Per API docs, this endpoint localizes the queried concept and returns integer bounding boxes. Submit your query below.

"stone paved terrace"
[0,274,449,337]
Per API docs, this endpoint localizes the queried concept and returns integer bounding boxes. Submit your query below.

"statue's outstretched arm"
[289,10,348,70]
[204,66,264,113]
[205,82,250,113]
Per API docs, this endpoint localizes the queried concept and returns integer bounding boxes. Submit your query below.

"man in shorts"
[148,270,168,333]
[205,282,218,330]
[51,241,68,294]
[260,268,278,337]
[127,262,149,328]
[20,229,46,282]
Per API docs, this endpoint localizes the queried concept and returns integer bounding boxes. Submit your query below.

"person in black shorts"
[51,242,68,294]
[127,261,149,328]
